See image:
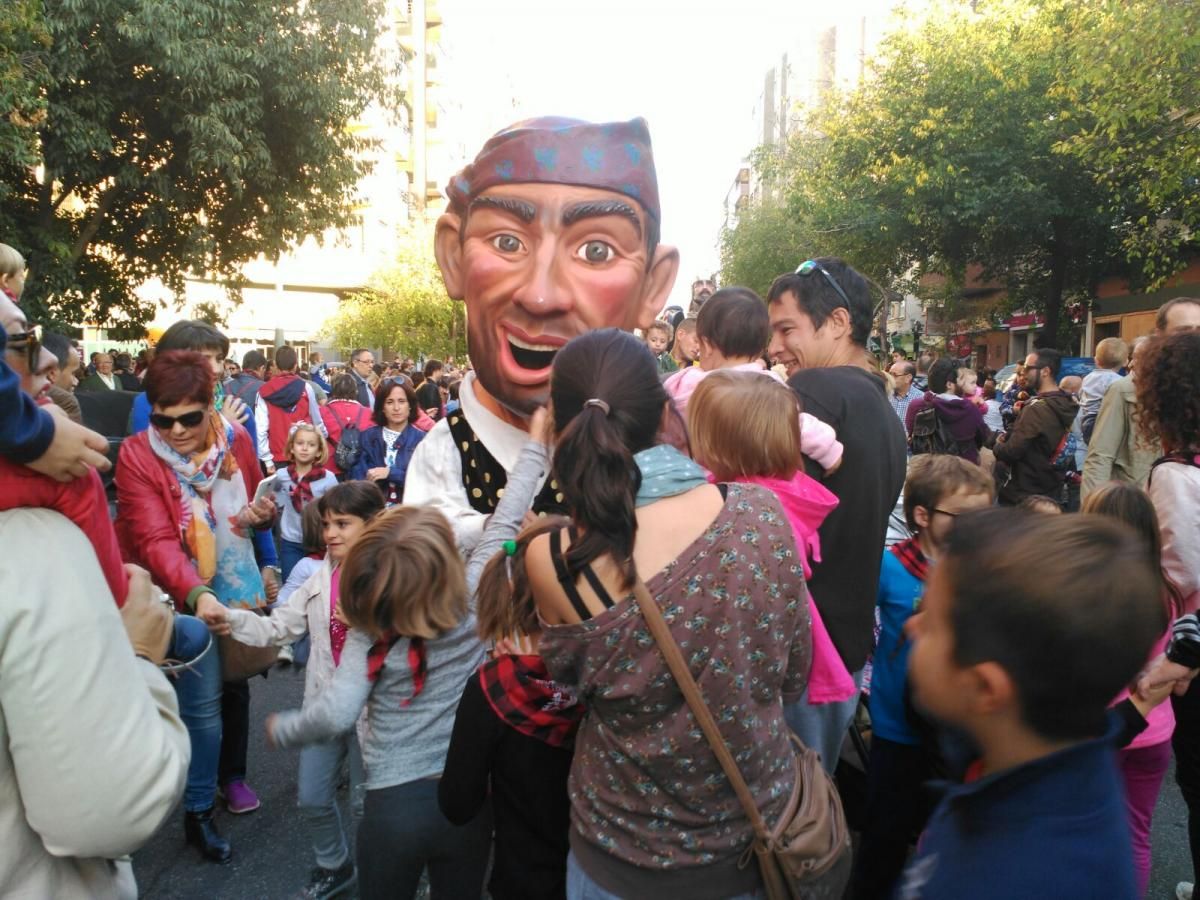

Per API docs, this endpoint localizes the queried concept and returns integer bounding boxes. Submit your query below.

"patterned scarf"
[633,444,709,507]
[477,654,584,749]
[891,536,930,583]
[287,463,328,513]
[147,412,266,609]
[365,632,427,707]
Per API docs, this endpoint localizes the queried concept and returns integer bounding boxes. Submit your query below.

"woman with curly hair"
[1135,330,1200,900]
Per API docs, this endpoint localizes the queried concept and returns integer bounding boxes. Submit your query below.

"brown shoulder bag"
[632,579,853,900]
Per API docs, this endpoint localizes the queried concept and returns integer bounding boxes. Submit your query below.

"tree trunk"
[1041,226,1068,350]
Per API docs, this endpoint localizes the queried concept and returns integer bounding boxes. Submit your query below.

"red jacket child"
[115,420,263,611]
[0,458,130,607]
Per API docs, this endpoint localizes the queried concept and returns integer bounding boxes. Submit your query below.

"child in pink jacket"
[688,369,855,705]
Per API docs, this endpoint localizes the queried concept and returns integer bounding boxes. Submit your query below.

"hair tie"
[583,398,611,416]
[502,539,518,557]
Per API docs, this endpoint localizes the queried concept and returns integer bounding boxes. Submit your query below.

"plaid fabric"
[891,536,930,583]
[477,654,583,749]
[366,633,427,708]
[889,384,924,423]
[445,117,661,221]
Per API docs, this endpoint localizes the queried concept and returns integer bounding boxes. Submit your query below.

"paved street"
[133,664,1195,899]
[133,665,342,900]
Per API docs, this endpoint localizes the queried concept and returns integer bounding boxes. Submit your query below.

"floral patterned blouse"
[540,483,812,897]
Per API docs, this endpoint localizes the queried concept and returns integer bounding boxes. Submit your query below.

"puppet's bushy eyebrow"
[468,195,537,223]
[562,200,643,238]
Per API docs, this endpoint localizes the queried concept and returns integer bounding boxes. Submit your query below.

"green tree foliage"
[325,223,467,361]
[1054,0,1199,286]
[0,0,390,333]
[724,0,1196,347]
[0,0,48,172]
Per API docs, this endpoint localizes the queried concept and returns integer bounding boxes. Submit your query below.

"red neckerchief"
[366,632,427,707]
[287,464,327,513]
[476,654,584,749]
[891,536,930,583]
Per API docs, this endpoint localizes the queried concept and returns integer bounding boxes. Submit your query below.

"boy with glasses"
[853,455,994,899]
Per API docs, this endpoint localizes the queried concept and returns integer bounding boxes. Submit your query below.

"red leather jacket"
[115,421,262,610]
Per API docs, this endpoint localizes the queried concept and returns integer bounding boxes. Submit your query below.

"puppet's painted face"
[453,182,660,415]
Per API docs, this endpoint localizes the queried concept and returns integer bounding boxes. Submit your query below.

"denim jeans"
[297,733,365,870]
[169,614,223,813]
[783,668,865,776]
[565,852,762,900]
[280,538,305,582]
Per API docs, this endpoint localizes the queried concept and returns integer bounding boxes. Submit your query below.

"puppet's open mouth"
[507,335,560,371]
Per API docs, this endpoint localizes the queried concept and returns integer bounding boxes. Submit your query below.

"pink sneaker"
[221,780,260,815]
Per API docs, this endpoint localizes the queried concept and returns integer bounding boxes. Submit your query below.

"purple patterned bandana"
[445,116,661,221]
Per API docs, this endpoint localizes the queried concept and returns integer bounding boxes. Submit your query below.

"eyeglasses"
[6,324,42,370]
[795,259,851,310]
[931,508,960,519]
[150,409,208,430]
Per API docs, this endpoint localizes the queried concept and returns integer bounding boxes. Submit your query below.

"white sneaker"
[277,644,294,665]
[1177,882,1193,900]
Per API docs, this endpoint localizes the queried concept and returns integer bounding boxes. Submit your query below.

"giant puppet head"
[434,117,679,418]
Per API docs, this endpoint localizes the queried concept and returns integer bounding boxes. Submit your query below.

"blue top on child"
[869,545,926,746]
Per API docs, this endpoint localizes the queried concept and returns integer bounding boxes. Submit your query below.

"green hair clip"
[502,539,518,557]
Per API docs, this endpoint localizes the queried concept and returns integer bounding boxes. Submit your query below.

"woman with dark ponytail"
[527,328,813,900]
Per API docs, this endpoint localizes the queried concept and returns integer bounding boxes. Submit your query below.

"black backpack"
[334,415,363,471]
[910,405,958,456]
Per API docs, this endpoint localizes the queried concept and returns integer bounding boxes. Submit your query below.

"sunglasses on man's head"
[794,259,852,310]
[150,410,208,430]
[6,324,42,370]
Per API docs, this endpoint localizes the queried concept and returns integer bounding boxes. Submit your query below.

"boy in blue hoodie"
[853,455,994,899]
[895,508,1162,900]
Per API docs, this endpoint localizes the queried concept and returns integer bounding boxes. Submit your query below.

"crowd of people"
[2,112,1200,900]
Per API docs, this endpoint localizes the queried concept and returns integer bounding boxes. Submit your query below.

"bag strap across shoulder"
[632,579,772,842]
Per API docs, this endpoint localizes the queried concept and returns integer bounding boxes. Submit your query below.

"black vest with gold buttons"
[446,411,568,516]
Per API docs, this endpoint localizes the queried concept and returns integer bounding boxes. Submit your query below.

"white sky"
[437,0,908,309]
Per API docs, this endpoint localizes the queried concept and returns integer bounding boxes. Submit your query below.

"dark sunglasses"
[150,409,208,430]
[795,259,852,310]
[6,324,43,369]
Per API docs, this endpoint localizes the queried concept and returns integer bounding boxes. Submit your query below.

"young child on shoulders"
[689,370,854,706]
[439,407,581,900]
[644,320,678,375]
[266,506,490,900]
[221,481,385,900]
[1079,337,1129,443]
[895,508,1164,900]
[667,288,843,474]
[853,454,994,899]
[271,422,338,581]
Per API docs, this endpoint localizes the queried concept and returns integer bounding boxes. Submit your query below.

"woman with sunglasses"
[359,378,427,505]
[115,350,276,864]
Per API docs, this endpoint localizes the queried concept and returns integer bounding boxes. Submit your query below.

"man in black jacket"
[994,347,1078,506]
[767,256,908,772]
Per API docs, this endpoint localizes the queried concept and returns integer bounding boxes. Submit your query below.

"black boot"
[184,807,232,863]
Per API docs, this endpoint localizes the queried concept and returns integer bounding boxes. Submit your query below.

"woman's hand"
[367,466,390,481]
[119,565,174,665]
[238,493,276,528]
[195,592,231,635]
[221,395,250,426]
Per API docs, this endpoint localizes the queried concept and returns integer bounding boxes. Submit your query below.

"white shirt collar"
[99,372,115,388]
[459,372,531,473]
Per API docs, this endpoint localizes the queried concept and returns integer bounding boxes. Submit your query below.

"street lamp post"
[912,318,924,358]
